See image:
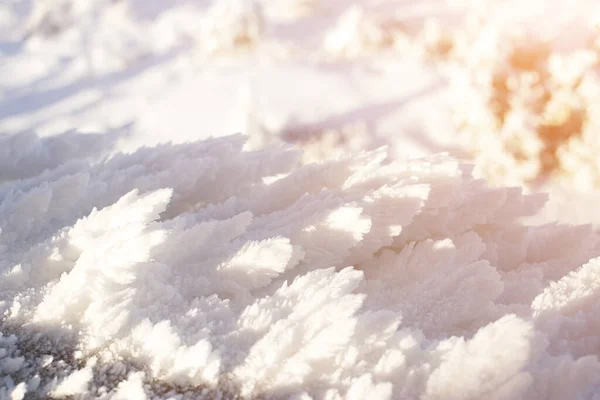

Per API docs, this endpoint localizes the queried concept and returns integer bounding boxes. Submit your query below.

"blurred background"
[2,0,600,224]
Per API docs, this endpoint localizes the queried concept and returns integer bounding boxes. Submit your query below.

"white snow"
[2,0,600,398]
[0,133,599,399]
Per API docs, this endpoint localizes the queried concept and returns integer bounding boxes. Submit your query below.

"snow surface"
[3,0,600,224]
[2,132,600,399]
[3,0,600,398]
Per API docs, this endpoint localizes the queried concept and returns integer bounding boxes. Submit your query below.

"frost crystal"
[1,132,600,399]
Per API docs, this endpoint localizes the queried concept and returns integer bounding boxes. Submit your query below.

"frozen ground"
[3,0,600,399]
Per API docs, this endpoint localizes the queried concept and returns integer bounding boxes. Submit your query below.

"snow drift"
[1,132,600,399]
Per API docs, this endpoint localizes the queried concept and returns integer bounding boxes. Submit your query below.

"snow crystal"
[1,133,600,399]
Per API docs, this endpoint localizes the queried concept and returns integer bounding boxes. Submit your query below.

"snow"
[1,133,600,399]
[2,0,600,398]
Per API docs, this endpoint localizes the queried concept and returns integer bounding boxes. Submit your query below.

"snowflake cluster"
[422,12,600,189]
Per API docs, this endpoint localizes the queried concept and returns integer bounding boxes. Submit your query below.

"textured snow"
[0,133,600,399]
[3,0,600,398]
